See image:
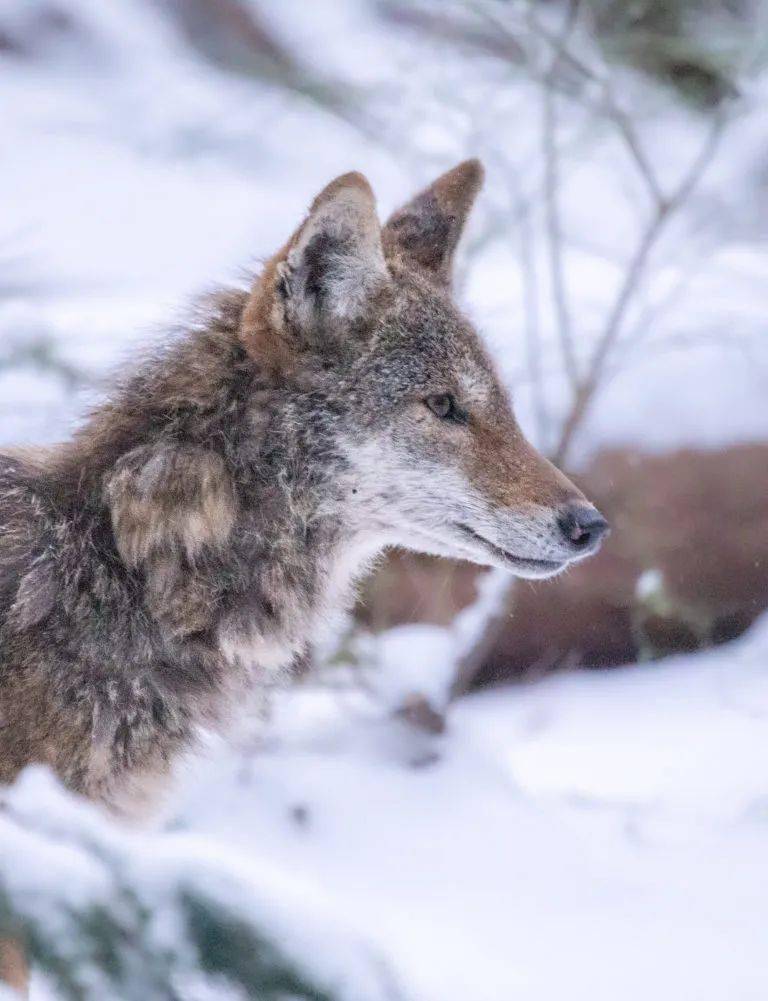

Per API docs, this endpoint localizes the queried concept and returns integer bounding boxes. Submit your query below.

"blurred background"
[1,2,768,1000]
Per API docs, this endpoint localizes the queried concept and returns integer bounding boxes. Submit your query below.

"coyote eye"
[425,393,464,423]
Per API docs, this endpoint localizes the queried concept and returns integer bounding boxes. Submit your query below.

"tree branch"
[553,111,725,465]
[541,3,581,389]
[450,92,727,707]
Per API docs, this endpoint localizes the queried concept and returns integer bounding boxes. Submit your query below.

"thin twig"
[473,1,598,85]
[600,84,665,207]
[540,0,581,389]
[553,111,726,464]
[527,8,665,208]
[516,196,550,446]
[474,1,667,209]
[552,215,662,463]
[619,242,714,355]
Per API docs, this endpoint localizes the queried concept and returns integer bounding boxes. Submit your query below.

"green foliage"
[183,891,335,1001]
[0,878,342,1001]
[1,882,180,1001]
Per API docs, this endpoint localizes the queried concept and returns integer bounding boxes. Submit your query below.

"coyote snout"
[451,499,609,579]
[438,435,610,579]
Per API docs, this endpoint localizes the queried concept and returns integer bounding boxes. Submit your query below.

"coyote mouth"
[455,524,565,575]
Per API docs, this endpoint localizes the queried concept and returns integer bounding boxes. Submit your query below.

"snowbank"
[1,768,407,1000]
[175,614,768,1001]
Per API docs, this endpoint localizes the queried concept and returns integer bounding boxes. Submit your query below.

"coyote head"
[240,161,607,579]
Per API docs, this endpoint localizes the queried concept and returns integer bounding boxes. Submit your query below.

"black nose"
[557,502,609,552]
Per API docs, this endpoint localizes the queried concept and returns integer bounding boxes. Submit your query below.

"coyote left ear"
[241,172,389,367]
[382,159,484,286]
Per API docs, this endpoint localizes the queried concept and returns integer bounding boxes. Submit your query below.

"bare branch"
[380,0,732,712]
[601,86,666,207]
[668,108,727,211]
[539,0,581,388]
[552,214,662,464]
[472,1,598,86]
[516,197,550,446]
[553,112,726,465]
[474,2,666,209]
[381,3,526,65]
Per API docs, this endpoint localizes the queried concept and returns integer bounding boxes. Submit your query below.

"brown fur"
[107,447,237,568]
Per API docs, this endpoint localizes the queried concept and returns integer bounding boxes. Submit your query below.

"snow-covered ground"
[2,2,768,998]
[176,618,768,1001]
[7,617,768,1000]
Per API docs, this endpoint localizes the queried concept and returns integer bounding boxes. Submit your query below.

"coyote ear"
[382,159,484,286]
[241,172,389,366]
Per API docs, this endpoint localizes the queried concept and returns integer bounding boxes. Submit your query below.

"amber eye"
[425,393,462,422]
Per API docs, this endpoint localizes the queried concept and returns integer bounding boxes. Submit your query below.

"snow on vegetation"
[0,768,408,1001]
[4,616,768,1000]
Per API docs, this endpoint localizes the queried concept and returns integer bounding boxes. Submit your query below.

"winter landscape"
[1,2,767,999]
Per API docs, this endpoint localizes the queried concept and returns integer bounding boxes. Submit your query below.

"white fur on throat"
[217,532,386,680]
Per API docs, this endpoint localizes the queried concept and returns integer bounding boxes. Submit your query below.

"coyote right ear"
[241,172,390,369]
[382,159,484,287]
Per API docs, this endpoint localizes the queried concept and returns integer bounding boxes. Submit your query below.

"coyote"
[0,160,607,818]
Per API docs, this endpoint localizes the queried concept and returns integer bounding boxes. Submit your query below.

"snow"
[2,0,767,457]
[9,618,766,1000]
[170,616,768,1001]
[2,2,768,998]
[2,768,407,1000]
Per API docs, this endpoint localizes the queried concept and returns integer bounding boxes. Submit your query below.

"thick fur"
[0,161,602,816]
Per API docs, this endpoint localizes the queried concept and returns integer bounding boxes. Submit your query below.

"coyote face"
[244,161,607,579]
